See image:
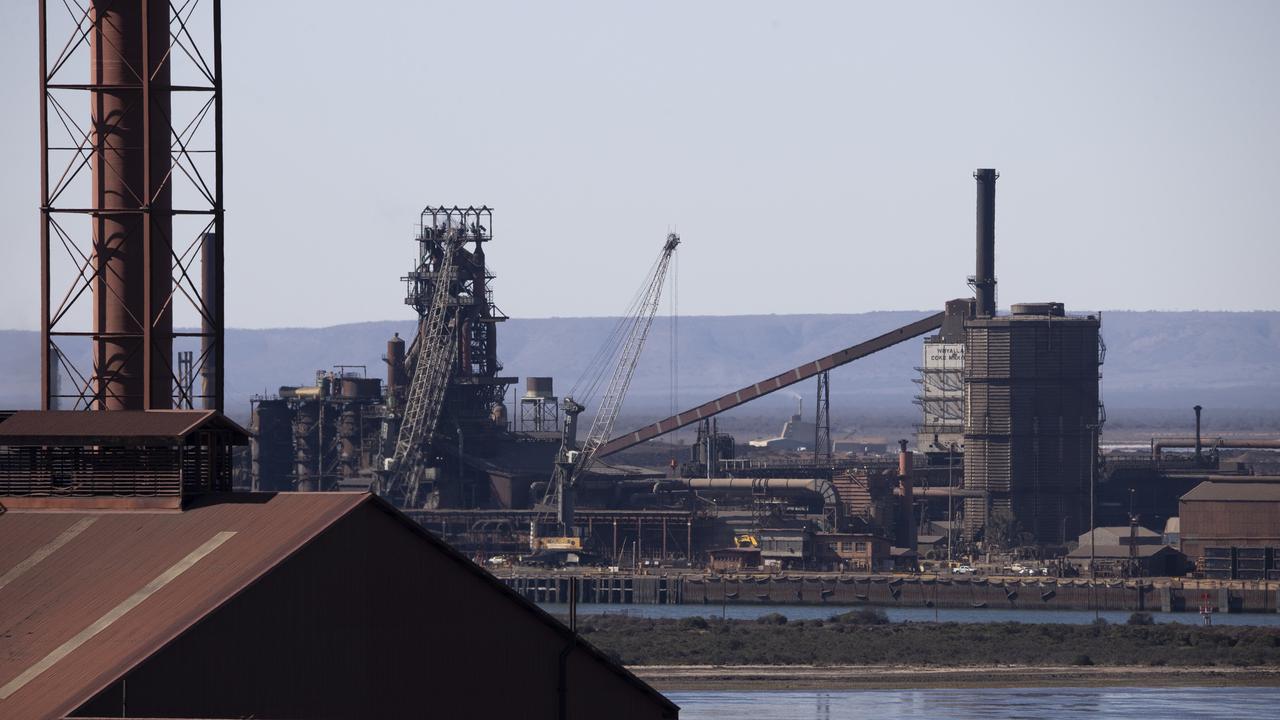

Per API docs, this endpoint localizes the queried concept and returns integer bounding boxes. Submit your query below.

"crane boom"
[575,232,681,475]
[542,232,680,532]
[596,311,946,457]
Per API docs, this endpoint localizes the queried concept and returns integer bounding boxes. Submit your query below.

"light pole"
[1088,422,1099,620]
[947,442,956,565]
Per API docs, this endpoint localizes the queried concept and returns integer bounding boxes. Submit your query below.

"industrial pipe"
[894,487,987,498]
[278,385,324,399]
[684,477,840,509]
[1152,438,1280,460]
[201,232,222,410]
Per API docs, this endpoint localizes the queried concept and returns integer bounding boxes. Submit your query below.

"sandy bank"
[628,664,1280,691]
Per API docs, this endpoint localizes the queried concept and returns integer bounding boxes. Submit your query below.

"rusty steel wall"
[1180,499,1280,562]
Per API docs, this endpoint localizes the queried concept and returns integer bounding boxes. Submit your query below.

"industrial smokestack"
[90,0,174,409]
[898,439,917,553]
[973,168,999,318]
[1194,405,1204,463]
[201,233,222,410]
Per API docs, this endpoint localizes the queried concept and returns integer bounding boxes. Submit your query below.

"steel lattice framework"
[39,0,224,411]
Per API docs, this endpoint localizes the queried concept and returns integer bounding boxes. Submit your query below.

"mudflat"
[630,664,1280,691]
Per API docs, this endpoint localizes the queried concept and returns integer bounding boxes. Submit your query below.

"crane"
[538,232,681,542]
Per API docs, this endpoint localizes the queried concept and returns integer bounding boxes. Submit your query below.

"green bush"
[678,616,710,631]
[1127,612,1155,626]
[756,612,789,625]
[833,607,890,625]
[576,612,1280,668]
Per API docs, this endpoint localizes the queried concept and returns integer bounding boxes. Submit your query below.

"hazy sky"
[1,1,1277,331]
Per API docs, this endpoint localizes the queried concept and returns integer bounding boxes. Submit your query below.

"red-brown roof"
[1182,481,1280,503]
[0,492,365,719]
[0,492,678,719]
[0,410,248,446]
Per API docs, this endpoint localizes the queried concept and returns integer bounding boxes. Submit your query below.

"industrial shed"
[0,492,677,719]
[0,410,248,509]
[1179,481,1280,562]
[1065,543,1187,577]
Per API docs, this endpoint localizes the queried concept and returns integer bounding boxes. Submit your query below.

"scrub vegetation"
[576,614,1280,668]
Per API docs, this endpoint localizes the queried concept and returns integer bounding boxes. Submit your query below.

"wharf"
[501,572,1280,613]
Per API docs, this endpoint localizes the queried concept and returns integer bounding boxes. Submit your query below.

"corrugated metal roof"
[1066,543,1179,559]
[0,492,678,719]
[1181,481,1280,503]
[0,410,248,445]
[0,492,365,719]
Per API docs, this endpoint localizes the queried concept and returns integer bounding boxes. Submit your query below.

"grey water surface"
[667,686,1280,719]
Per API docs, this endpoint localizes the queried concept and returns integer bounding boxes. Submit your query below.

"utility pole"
[947,442,956,565]
[1088,422,1099,620]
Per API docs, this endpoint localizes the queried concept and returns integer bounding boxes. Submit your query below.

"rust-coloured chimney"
[973,168,998,318]
[898,439,917,552]
[386,333,407,401]
[90,1,173,409]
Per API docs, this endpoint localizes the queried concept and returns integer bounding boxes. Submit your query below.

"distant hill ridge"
[2,311,1277,424]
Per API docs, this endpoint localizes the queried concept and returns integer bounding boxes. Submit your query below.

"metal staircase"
[386,234,460,506]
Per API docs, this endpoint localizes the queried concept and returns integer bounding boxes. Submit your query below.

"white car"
[953,565,975,574]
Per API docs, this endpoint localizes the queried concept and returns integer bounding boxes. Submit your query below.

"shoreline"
[629,664,1280,691]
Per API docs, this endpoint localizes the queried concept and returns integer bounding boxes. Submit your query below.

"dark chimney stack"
[973,168,999,318]
[1194,405,1203,463]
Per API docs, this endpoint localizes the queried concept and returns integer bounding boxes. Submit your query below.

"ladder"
[386,234,460,506]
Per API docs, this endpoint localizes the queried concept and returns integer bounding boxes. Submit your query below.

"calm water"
[539,602,1280,626]
[668,687,1280,719]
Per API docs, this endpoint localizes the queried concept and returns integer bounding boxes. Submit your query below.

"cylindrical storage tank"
[90,1,174,409]
[525,377,554,398]
[338,377,382,399]
[386,333,407,397]
[1010,302,1065,317]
